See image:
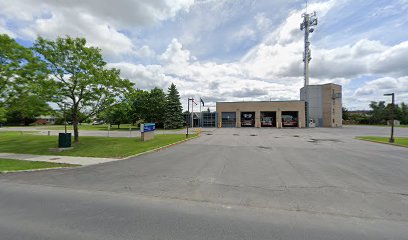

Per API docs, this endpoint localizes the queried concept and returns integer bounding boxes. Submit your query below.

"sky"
[1,0,407,110]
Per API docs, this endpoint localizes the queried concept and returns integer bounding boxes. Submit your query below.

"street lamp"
[384,93,395,143]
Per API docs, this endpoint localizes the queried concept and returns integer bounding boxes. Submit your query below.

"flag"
[200,98,204,106]
[191,98,197,105]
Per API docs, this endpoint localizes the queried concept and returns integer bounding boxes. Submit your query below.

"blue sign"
[143,123,155,132]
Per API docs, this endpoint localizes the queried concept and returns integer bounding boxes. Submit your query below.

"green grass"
[0,131,196,158]
[0,158,78,172]
[356,136,408,147]
[3,124,186,131]
[346,124,408,128]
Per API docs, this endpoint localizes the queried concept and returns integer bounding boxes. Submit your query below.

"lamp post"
[384,93,395,143]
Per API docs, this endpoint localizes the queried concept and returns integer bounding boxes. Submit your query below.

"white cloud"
[0,0,195,59]
[355,77,408,96]
[159,38,191,65]
[0,19,15,37]
[1,0,407,111]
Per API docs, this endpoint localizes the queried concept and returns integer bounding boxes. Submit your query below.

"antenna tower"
[300,0,318,86]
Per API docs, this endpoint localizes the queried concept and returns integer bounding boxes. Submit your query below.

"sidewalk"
[0,153,119,166]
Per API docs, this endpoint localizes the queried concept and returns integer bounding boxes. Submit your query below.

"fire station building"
[214,83,342,128]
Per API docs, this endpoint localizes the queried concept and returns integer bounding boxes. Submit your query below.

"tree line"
[343,101,408,125]
[0,34,184,142]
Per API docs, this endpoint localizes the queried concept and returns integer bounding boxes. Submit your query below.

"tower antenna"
[305,0,308,13]
[300,2,317,86]
[300,1,318,128]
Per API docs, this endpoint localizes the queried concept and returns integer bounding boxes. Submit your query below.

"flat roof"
[300,83,341,88]
[216,100,304,103]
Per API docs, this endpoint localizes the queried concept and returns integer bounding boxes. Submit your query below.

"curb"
[121,134,200,160]
[355,138,408,148]
[0,166,79,174]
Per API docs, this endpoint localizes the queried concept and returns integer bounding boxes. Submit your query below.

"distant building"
[35,115,56,125]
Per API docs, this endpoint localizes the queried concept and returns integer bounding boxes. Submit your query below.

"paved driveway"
[1,126,408,239]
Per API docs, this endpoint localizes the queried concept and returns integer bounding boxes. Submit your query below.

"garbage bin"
[58,133,71,148]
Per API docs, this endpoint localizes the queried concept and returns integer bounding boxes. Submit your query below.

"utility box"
[58,133,72,148]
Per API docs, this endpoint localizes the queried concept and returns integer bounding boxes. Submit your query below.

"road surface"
[1,126,407,239]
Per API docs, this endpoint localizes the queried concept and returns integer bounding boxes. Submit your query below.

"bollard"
[129,127,132,138]
[48,131,50,136]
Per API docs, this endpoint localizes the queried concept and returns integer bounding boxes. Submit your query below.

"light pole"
[384,93,395,143]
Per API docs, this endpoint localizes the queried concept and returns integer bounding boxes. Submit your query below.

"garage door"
[221,112,236,128]
[261,111,276,127]
[241,112,255,127]
[282,111,298,127]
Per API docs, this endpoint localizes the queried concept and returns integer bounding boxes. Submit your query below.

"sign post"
[140,123,155,141]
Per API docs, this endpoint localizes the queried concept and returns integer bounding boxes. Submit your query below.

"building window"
[333,118,335,123]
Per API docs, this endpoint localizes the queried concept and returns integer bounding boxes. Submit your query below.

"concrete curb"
[355,138,408,148]
[122,134,200,160]
[0,166,78,174]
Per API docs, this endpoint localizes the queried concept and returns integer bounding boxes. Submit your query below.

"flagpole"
[191,98,194,128]
[186,98,190,138]
[199,97,202,127]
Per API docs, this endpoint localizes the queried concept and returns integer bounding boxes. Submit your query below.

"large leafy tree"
[130,88,166,125]
[369,101,387,124]
[164,83,184,129]
[398,102,408,124]
[0,34,50,123]
[100,102,130,129]
[6,95,53,125]
[33,36,134,142]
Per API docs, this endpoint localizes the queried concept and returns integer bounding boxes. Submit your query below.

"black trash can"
[58,133,72,148]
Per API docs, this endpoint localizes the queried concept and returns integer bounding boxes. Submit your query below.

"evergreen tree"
[164,83,184,129]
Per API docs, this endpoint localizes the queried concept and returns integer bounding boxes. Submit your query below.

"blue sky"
[1,0,407,110]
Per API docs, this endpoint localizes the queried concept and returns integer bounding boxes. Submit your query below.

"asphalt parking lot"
[1,125,408,239]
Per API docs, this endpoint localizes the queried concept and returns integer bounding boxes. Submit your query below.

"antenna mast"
[300,0,317,86]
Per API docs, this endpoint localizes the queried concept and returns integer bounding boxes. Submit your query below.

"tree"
[33,36,134,142]
[6,94,52,125]
[100,102,130,129]
[146,88,166,125]
[164,83,184,129]
[342,107,349,121]
[399,102,408,124]
[369,101,387,124]
[0,107,6,124]
[130,89,149,123]
[0,34,50,122]
[130,88,166,126]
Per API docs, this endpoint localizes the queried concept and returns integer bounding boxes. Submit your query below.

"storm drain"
[250,134,257,136]
[233,134,239,136]
[258,146,272,150]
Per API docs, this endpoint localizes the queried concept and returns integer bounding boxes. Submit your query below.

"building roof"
[216,100,305,104]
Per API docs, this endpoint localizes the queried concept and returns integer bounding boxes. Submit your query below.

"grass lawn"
[0,158,78,173]
[3,124,186,131]
[346,124,408,128]
[356,136,408,147]
[0,132,196,158]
